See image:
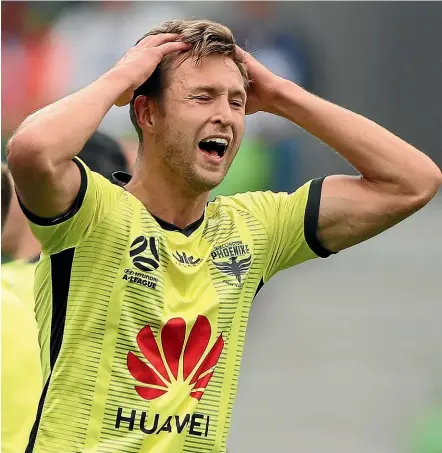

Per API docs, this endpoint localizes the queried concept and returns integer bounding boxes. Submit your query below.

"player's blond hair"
[129,19,249,143]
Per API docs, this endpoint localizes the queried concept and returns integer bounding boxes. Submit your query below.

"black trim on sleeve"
[253,278,264,300]
[26,247,74,452]
[17,158,88,226]
[304,177,335,258]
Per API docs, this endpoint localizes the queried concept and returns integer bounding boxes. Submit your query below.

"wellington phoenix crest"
[127,316,224,401]
[212,241,252,286]
[214,256,252,284]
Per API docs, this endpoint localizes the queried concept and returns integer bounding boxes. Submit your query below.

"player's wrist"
[100,69,135,104]
[267,78,312,119]
[260,77,296,116]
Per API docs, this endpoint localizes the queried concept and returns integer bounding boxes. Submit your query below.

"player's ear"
[133,95,157,131]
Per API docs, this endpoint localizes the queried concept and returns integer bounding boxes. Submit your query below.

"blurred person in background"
[1,132,128,453]
[1,163,42,453]
[6,18,441,453]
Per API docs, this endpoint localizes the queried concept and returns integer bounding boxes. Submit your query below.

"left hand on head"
[236,46,283,115]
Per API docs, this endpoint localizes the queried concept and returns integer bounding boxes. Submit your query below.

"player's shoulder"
[208,190,276,213]
[208,186,310,211]
[78,157,127,204]
[207,191,287,228]
[209,180,314,210]
[207,182,315,224]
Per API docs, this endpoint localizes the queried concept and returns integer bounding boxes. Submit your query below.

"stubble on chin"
[161,139,237,194]
[183,162,224,194]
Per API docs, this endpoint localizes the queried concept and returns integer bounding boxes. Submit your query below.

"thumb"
[115,88,134,107]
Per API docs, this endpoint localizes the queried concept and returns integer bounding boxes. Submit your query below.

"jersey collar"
[110,171,131,188]
[110,171,205,237]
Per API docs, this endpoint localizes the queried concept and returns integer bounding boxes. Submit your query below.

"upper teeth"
[201,138,228,146]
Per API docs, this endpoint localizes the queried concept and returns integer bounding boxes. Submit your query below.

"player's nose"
[210,97,234,127]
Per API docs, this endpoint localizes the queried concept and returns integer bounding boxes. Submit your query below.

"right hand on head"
[112,34,191,107]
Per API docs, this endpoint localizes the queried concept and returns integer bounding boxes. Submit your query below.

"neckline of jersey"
[110,171,205,237]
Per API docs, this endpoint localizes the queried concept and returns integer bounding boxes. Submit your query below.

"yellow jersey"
[1,259,42,453]
[23,158,332,453]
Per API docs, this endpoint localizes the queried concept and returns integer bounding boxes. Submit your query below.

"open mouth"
[198,138,228,159]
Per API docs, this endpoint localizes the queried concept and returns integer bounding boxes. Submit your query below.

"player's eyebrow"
[189,85,246,101]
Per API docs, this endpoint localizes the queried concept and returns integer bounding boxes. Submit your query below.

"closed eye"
[193,95,211,101]
[230,100,244,108]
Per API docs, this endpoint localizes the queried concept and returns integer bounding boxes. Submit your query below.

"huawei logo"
[127,316,224,401]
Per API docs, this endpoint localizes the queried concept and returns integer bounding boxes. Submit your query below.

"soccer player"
[6,20,441,453]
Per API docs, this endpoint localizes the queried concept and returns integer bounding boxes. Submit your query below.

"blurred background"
[1,2,442,453]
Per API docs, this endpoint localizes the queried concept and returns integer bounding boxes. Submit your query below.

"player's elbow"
[404,165,442,211]
[6,131,52,178]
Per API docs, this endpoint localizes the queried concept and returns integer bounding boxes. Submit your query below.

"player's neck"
[126,160,209,230]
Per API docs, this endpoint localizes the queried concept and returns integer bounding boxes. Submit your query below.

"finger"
[138,33,182,48]
[156,41,192,57]
[235,45,248,58]
[115,89,134,107]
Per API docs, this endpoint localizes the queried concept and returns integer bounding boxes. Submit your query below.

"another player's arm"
[238,47,442,252]
[7,34,190,218]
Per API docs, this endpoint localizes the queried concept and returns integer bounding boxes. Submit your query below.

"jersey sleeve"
[18,157,122,254]
[233,177,335,282]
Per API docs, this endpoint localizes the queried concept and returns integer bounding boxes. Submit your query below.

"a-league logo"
[130,236,160,272]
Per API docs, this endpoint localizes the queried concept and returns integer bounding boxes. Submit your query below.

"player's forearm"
[7,70,130,168]
[270,79,442,199]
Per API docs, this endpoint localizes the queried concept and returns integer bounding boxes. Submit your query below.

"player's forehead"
[170,53,246,96]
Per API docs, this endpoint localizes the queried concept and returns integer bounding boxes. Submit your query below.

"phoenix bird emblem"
[214,255,252,284]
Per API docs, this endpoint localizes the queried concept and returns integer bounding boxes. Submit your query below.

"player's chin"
[193,167,226,192]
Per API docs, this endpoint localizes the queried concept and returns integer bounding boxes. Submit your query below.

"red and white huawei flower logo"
[127,315,224,401]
